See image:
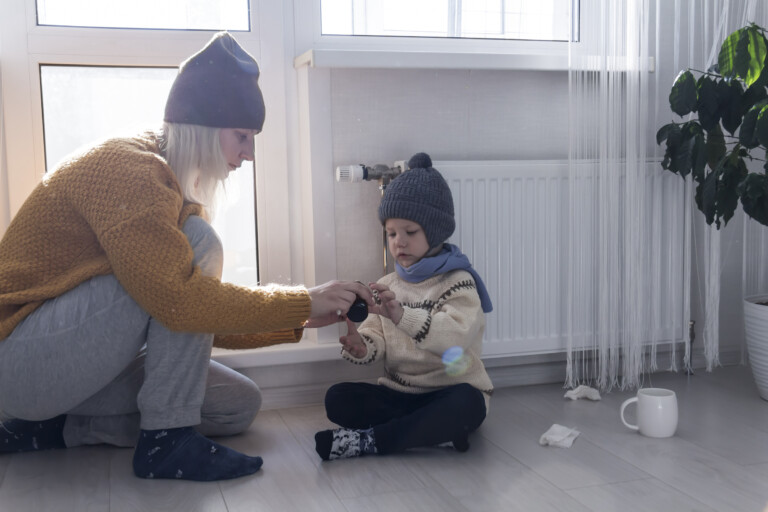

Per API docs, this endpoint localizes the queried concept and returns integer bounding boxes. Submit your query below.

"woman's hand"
[339,318,368,358]
[305,280,374,328]
[369,282,403,325]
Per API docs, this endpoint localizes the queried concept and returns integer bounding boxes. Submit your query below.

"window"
[36,0,250,30]
[1,0,277,289]
[320,0,578,42]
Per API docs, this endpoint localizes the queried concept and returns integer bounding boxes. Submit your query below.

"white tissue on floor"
[564,385,601,401]
[539,424,580,448]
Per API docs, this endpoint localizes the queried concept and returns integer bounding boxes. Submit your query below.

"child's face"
[385,218,430,268]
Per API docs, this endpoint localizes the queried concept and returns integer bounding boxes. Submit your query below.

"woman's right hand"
[305,280,374,328]
[339,318,367,358]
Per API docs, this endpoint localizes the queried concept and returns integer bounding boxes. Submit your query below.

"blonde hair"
[159,122,228,213]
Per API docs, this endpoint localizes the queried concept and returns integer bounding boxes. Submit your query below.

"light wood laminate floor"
[1,364,767,512]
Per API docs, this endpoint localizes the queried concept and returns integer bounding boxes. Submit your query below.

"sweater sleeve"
[74,142,310,335]
[396,273,485,358]
[213,328,304,349]
[342,314,385,365]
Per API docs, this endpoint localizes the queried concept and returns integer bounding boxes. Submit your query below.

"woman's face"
[385,218,430,268]
[219,128,259,172]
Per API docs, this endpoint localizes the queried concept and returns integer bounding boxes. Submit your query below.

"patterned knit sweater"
[0,132,310,349]
[342,269,493,409]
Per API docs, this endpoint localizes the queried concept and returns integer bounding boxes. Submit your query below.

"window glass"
[39,65,258,285]
[320,0,577,41]
[36,0,249,31]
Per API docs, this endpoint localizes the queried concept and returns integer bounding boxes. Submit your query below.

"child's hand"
[340,318,368,358]
[369,283,404,325]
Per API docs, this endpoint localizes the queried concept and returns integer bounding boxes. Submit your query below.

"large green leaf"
[739,105,761,147]
[705,124,726,172]
[718,154,747,226]
[659,123,681,174]
[672,134,696,177]
[692,133,708,181]
[696,75,721,130]
[656,122,679,145]
[697,151,745,228]
[719,25,767,86]
[669,70,698,116]
[719,28,746,78]
[744,25,768,87]
[740,172,768,226]
[719,80,745,134]
[699,165,719,225]
[744,77,768,112]
[756,104,768,146]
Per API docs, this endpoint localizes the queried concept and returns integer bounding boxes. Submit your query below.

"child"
[314,152,494,461]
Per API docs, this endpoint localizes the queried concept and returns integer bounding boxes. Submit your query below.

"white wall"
[324,0,748,367]
[331,68,569,286]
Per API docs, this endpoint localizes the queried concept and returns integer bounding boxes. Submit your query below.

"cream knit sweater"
[343,269,493,409]
[0,132,310,349]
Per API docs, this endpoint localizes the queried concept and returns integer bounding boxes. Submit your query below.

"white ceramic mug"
[620,388,678,438]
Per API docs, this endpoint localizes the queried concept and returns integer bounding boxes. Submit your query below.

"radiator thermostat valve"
[335,164,366,183]
[335,163,405,183]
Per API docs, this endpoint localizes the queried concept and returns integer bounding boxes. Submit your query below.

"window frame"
[319,0,578,43]
[294,0,579,71]
[0,0,296,289]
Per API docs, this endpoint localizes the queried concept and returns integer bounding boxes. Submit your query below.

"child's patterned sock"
[358,427,377,454]
[314,427,377,461]
[132,426,263,481]
[0,415,66,453]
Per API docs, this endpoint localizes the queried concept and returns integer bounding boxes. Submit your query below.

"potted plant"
[657,23,768,400]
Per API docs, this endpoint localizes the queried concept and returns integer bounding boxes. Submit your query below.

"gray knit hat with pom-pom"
[378,152,455,249]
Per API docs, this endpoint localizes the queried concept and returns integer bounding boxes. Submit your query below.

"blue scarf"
[395,243,493,313]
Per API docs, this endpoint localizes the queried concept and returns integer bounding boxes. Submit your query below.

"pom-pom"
[408,152,432,170]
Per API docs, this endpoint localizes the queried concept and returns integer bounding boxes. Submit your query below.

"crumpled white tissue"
[564,385,601,401]
[539,424,580,448]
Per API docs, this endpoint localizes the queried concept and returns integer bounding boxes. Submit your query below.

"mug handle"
[620,397,639,431]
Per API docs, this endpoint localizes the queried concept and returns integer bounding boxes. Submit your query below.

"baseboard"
[233,344,745,410]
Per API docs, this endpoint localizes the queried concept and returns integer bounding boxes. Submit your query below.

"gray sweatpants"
[0,216,261,447]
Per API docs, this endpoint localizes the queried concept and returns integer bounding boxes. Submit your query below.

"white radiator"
[436,159,687,357]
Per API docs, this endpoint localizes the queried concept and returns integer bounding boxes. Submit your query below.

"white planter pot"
[744,295,768,401]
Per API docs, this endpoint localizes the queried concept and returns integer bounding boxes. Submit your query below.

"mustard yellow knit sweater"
[0,132,310,349]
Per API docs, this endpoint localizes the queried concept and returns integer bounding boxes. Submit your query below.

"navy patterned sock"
[358,427,377,454]
[0,415,66,453]
[132,426,262,481]
[315,427,377,461]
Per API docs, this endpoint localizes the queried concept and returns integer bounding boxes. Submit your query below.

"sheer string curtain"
[565,0,768,391]
[565,0,662,391]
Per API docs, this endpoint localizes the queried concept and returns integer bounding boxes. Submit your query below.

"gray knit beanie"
[378,153,455,249]
[164,32,266,130]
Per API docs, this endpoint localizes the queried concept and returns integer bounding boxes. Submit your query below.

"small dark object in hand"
[347,297,368,322]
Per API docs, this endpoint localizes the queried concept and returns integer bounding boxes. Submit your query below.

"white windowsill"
[294,48,570,71]
[294,49,655,72]
[212,340,341,369]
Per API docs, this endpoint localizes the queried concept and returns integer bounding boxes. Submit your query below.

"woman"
[0,32,372,482]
